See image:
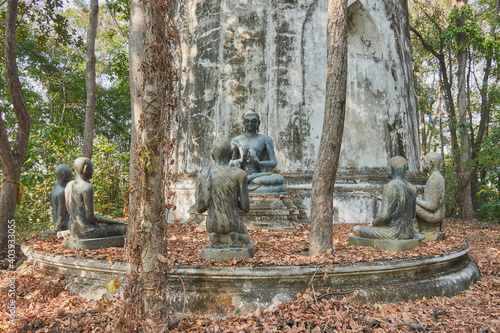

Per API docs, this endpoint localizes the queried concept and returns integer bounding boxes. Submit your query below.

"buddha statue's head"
[243,109,260,133]
[387,156,407,179]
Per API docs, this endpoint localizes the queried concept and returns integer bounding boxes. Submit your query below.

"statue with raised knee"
[230,109,287,195]
[350,156,424,251]
[416,152,445,241]
[196,140,254,260]
[65,157,127,249]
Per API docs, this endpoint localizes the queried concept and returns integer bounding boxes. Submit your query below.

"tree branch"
[3,0,32,171]
[410,25,440,58]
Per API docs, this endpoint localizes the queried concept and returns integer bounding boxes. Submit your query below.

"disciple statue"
[196,140,252,251]
[352,156,424,240]
[65,157,127,240]
[50,164,73,231]
[230,109,287,195]
[416,152,445,240]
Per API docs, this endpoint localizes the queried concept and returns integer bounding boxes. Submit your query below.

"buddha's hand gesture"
[241,148,250,164]
[247,153,260,167]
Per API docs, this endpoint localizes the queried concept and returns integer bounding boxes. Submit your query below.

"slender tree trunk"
[309,0,348,257]
[0,0,32,251]
[470,2,498,210]
[420,97,427,154]
[454,0,475,220]
[411,25,461,214]
[82,0,99,159]
[47,82,54,124]
[438,84,446,172]
[116,0,177,330]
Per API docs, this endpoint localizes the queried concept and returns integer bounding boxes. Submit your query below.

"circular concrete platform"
[21,244,480,318]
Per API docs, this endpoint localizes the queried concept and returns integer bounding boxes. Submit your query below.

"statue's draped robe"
[66,182,126,239]
[355,178,419,240]
[196,164,246,235]
[50,184,69,230]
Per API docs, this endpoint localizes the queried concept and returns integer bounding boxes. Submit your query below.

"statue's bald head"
[55,164,73,182]
[211,140,232,163]
[423,152,443,173]
[428,152,442,165]
[387,156,407,179]
[74,157,94,179]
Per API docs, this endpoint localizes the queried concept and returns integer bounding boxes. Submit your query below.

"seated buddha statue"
[229,109,287,195]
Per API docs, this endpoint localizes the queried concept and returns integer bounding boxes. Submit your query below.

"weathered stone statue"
[41,164,73,239]
[196,140,255,260]
[349,156,424,251]
[416,152,445,241]
[65,157,126,249]
[230,109,287,195]
[51,164,73,231]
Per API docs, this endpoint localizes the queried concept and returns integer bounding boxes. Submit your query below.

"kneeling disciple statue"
[416,152,445,241]
[230,109,287,195]
[349,156,424,251]
[196,140,255,260]
[65,157,127,250]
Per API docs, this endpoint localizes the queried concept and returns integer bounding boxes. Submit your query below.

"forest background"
[0,0,499,240]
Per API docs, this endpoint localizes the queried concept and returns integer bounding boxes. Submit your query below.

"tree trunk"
[309,0,348,257]
[454,0,475,220]
[470,2,498,210]
[0,0,32,251]
[82,0,99,159]
[438,83,446,172]
[116,0,177,330]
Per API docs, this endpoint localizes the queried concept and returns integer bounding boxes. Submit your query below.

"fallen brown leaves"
[24,220,467,268]
[2,218,499,332]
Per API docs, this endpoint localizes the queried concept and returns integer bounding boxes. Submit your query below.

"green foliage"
[91,137,130,218]
[443,156,460,218]
[475,122,500,222]
[1,0,132,237]
[476,185,500,222]
[14,136,130,237]
[410,0,500,221]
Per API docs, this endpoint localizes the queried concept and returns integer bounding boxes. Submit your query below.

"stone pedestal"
[417,219,445,241]
[201,242,256,261]
[41,229,58,239]
[349,236,421,251]
[188,194,309,230]
[240,195,307,230]
[420,231,445,242]
[57,230,71,239]
[64,236,125,250]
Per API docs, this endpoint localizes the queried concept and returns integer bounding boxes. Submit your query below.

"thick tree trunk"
[82,0,99,159]
[0,0,32,251]
[309,0,347,257]
[454,0,475,220]
[116,0,176,330]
